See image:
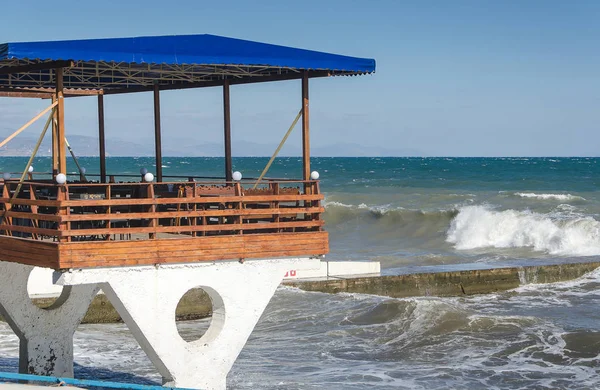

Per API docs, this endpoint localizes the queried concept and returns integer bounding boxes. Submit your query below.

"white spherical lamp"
[143,172,154,182]
[310,171,320,180]
[140,167,148,175]
[2,172,10,181]
[28,166,34,173]
[55,173,67,184]
[232,171,242,181]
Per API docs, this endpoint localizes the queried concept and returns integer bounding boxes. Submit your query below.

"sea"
[0,156,599,389]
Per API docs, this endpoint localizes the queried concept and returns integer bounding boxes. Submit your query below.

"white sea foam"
[323,200,355,208]
[358,203,396,214]
[514,192,585,201]
[447,205,600,256]
[324,200,401,214]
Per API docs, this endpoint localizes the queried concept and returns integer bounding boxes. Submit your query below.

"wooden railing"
[0,179,323,242]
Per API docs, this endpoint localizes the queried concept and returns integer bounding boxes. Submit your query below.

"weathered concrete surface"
[56,258,321,390]
[281,260,380,280]
[285,262,600,298]
[0,262,99,378]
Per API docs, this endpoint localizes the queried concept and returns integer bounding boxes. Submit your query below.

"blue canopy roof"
[0,34,375,93]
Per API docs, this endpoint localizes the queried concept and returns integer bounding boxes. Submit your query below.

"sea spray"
[446,205,600,256]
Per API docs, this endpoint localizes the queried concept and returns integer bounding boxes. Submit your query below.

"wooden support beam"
[0,91,52,99]
[98,95,107,183]
[56,68,67,174]
[0,87,103,99]
[301,72,310,181]
[0,101,57,149]
[223,80,233,182]
[51,95,58,175]
[0,60,74,75]
[153,84,163,182]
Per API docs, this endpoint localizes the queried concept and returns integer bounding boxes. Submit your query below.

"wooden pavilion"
[0,34,376,270]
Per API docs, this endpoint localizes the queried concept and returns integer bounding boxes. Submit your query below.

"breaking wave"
[447,205,600,256]
[323,201,457,238]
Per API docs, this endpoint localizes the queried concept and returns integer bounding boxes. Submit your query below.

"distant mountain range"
[0,133,425,157]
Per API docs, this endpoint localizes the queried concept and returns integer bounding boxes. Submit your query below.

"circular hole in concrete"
[28,267,64,309]
[176,287,214,342]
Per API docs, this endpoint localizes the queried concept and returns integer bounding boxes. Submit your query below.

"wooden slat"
[65,248,328,267]
[1,224,60,237]
[59,193,324,207]
[0,235,57,251]
[58,231,329,269]
[61,220,325,237]
[66,241,328,259]
[61,243,327,261]
[0,197,61,207]
[59,239,329,260]
[63,245,329,267]
[3,211,62,222]
[62,230,321,249]
[61,207,324,222]
[0,236,59,268]
[0,251,58,267]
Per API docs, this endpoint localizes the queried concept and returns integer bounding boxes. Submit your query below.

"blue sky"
[1,0,599,156]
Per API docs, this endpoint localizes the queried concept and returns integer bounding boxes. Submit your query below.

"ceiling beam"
[103,70,332,95]
[0,60,75,75]
[0,87,103,99]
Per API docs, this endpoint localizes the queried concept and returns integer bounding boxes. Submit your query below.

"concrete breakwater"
[2,261,599,324]
[30,288,213,324]
[285,261,600,297]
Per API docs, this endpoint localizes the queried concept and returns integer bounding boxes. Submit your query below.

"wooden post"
[301,72,311,198]
[98,95,107,183]
[153,84,163,182]
[223,80,233,182]
[2,183,12,236]
[147,183,156,239]
[301,72,310,182]
[57,185,70,242]
[56,68,67,175]
[51,94,58,176]
[28,183,39,239]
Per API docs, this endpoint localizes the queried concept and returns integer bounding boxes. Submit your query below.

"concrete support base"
[56,258,320,390]
[0,261,98,377]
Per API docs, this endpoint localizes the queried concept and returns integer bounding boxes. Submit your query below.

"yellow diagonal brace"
[0,101,58,149]
[253,108,303,189]
[12,108,56,200]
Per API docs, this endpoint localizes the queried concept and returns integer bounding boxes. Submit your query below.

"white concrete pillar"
[56,258,320,390]
[0,261,99,377]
